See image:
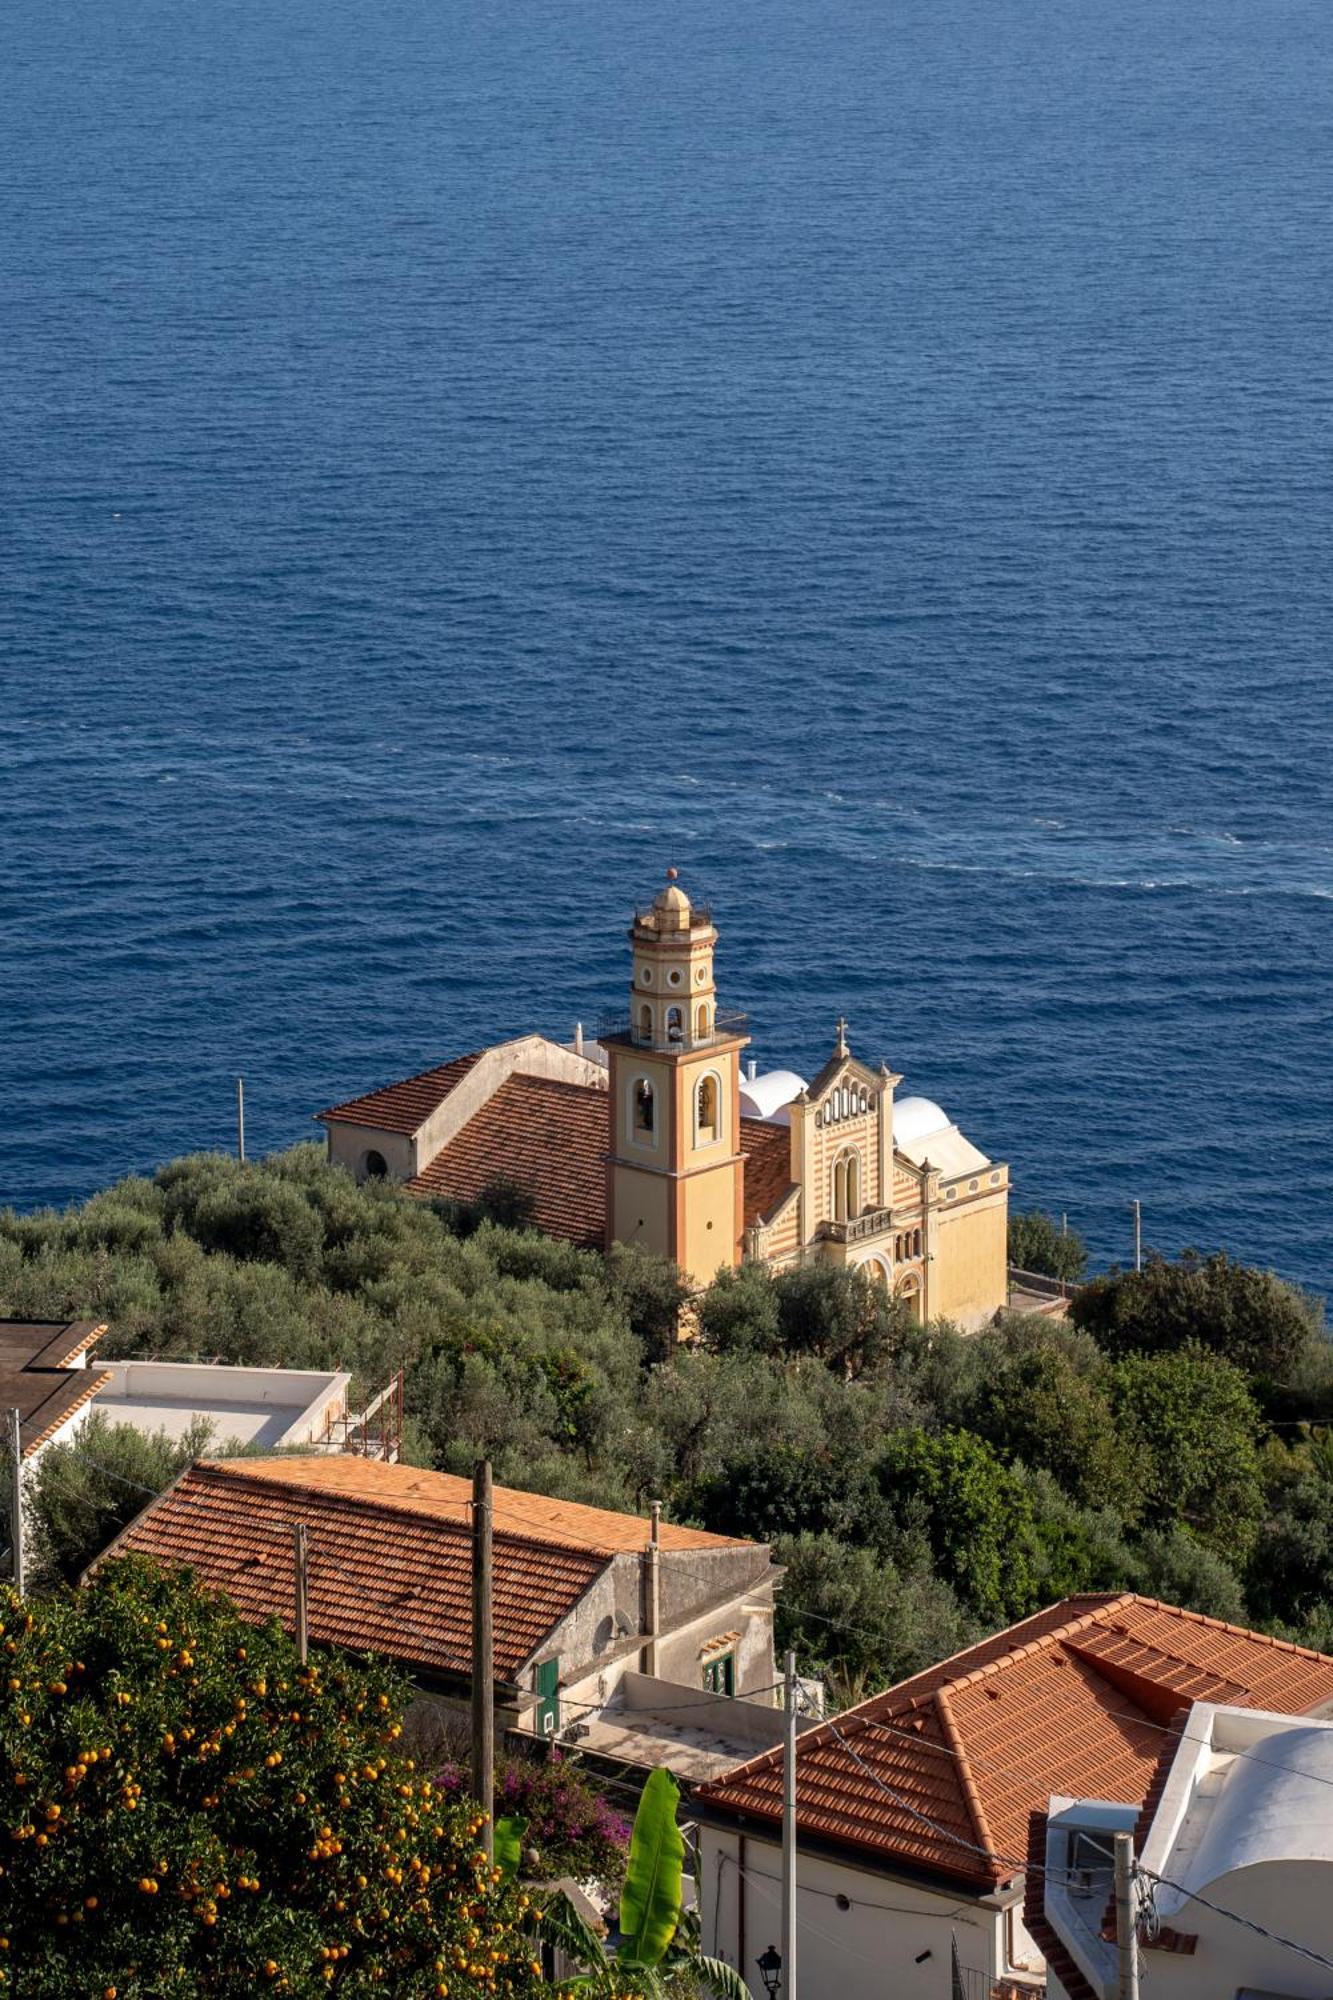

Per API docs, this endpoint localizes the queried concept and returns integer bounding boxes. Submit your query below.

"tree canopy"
[5,1152,1333,1690]
[0,1559,542,1999]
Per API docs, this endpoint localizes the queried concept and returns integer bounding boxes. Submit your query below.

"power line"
[1137,1867,1333,1976]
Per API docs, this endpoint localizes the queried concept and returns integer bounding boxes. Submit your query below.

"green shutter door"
[535,1657,559,1737]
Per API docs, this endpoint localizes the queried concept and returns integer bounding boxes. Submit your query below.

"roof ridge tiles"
[191,1459,618,1563]
[934,1686,1000,1873]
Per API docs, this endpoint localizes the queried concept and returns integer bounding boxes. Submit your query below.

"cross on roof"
[835,1016,849,1057]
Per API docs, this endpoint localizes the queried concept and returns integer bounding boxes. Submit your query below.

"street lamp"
[757,1944,782,1999]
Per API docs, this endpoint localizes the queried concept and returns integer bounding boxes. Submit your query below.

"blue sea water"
[3,0,1332,1292]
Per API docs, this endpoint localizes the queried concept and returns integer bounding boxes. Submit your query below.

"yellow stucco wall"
[682,1166,742,1291]
[610,1164,672,1265]
[930,1193,1007,1330]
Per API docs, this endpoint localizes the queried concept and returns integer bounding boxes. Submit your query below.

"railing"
[597,1008,749,1051]
[632,901,713,929]
[321,1370,405,1461]
[817,1206,894,1245]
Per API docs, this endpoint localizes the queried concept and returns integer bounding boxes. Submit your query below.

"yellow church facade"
[319,874,1009,1330]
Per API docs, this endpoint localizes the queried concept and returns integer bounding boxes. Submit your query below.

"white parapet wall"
[93,1362,352,1452]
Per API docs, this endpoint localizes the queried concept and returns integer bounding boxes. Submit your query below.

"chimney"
[574,1021,584,1057]
[746,1057,759,1082]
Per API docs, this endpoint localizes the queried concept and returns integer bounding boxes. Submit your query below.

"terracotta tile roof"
[202,1455,752,1553]
[1022,1810,1099,2000]
[694,1594,1333,1890]
[0,1321,111,1456]
[741,1120,796,1227]
[318,1052,484,1134]
[99,1458,613,1681]
[407,1073,608,1247]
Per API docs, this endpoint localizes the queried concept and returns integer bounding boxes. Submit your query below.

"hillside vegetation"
[5,1148,1333,1698]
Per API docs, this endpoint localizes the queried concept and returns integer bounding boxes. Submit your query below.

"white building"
[692,1595,1333,2000]
[1032,1702,1333,2000]
[93,1359,353,1452]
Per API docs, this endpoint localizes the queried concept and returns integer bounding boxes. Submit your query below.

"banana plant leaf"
[618,1767,685,1968]
[494,1814,527,1881]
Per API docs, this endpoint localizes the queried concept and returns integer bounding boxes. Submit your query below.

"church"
[318,874,1009,1328]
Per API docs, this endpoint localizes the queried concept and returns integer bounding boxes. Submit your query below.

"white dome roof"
[739,1069,807,1122]
[892,1096,952,1146]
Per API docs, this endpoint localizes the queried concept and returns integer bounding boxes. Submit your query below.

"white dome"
[892,1096,952,1146]
[739,1069,807,1123]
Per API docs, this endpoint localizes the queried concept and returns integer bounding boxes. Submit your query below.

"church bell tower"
[604,872,749,1289]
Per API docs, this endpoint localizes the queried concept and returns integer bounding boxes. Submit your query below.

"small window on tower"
[666,1006,683,1043]
[696,1002,710,1037]
[697,1074,719,1142]
[638,1003,652,1040]
[634,1079,655,1134]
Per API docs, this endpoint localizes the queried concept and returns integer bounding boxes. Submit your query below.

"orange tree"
[0,1557,546,2000]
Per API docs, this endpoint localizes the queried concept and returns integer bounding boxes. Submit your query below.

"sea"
[4,0,1332,1294]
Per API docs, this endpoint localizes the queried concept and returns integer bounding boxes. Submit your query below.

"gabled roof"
[98,1458,607,1680]
[694,1595,1333,1891]
[0,1321,111,1456]
[406,1072,608,1246]
[317,1051,485,1134]
[96,1457,759,1683]
[199,1455,751,1553]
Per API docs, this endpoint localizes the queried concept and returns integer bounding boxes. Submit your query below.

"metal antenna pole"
[1132,1199,1142,1273]
[1114,1833,1140,2000]
[236,1077,246,1164]
[7,1410,24,1597]
[293,1522,309,1664]
[782,1648,798,2000]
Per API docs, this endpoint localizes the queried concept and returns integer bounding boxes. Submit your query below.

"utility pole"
[293,1522,309,1665]
[236,1077,246,1164]
[1114,1833,1140,2000]
[1132,1199,1142,1273]
[7,1409,24,1598]
[781,1648,798,2000]
[643,1501,661,1677]
[471,1458,495,1862]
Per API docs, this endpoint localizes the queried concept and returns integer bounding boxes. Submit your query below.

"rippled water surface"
[4,0,1332,1289]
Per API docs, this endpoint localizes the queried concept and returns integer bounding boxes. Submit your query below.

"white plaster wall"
[698,1827,1009,2000]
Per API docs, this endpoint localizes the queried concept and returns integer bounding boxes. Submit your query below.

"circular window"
[668,968,682,987]
[363,1150,388,1180]
[640,966,653,985]
[695,966,706,984]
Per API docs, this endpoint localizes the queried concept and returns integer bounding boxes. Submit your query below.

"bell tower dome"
[604,872,749,1289]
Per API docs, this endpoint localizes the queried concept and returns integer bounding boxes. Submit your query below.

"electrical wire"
[1137,1867,1333,1976]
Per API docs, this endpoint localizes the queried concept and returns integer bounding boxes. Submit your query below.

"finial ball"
[666,866,678,881]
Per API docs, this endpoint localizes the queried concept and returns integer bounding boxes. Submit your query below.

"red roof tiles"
[741,1120,796,1227]
[201,1454,749,1553]
[0,1321,111,1456]
[318,1052,484,1134]
[100,1458,611,1680]
[407,1073,608,1247]
[695,1595,1333,1889]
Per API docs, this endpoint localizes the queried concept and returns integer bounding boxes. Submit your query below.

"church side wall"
[931,1189,1007,1329]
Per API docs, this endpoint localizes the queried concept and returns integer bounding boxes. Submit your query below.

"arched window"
[696,1074,719,1142]
[913,1228,922,1257]
[696,1002,710,1038]
[895,1234,903,1261]
[832,1148,862,1223]
[363,1150,388,1180]
[638,1002,652,1040]
[633,1079,655,1135]
[666,1006,683,1043]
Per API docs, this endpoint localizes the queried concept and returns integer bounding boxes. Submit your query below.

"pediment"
[805,1050,887,1107]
